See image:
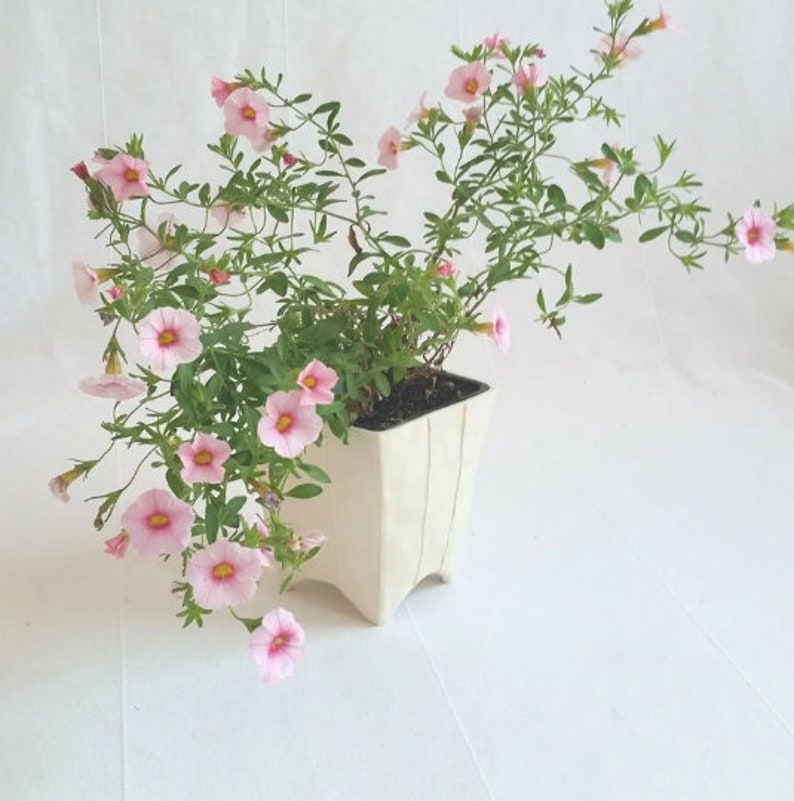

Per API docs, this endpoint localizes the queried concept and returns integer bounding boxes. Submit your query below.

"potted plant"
[50,0,792,682]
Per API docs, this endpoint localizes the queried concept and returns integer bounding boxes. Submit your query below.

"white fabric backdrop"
[2,2,794,800]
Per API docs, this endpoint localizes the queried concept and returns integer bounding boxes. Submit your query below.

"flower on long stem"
[249,607,305,682]
[735,207,776,263]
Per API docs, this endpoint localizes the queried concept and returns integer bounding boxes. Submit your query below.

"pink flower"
[478,308,510,353]
[258,390,323,458]
[209,268,231,285]
[436,261,455,278]
[647,3,673,32]
[79,373,146,401]
[249,607,305,682]
[444,62,492,103]
[406,92,431,125]
[121,488,195,556]
[72,260,100,305]
[599,34,642,66]
[512,64,546,91]
[735,207,776,263]
[282,152,298,167]
[463,105,483,133]
[210,202,246,227]
[138,307,203,371]
[48,467,86,502]
[377,126,403,170]
[589,156,617,186]
[104,531,130,558]
[252,520,276,567]
[176,432,232,484]
[300,531,327,553]
[95,153,149,202]
[71,161,90,182]
[186,539,263,609]
[137,214,180,269]
[296,359,338,406]
[223,87,270,145]
[108,284,124,300]
[211,77,240,107]
[483,32,509,58]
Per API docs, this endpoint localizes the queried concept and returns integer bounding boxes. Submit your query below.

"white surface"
[2,1,794,799]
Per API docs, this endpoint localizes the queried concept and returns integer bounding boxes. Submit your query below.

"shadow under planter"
[282,374,495,624]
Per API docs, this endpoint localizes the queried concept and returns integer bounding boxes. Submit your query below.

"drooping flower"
[735,207,777,264]
[436,262,455,278]
[377,126,403,170]
[483,32,509,58]
[406,92,431,125]
[48,466,89,502]
[137,214,180,269]
[186,539,263,609]
[210,77,240,107]
[176,432,232,484]
[599,34,642,66]
[258,390,323,458]
[444,62,492,103]
[223,87,270,145]
[209,202,246,228]
[477,308,510,353]
[297,359,338,406]
[249,607,306,682]
[300,531,327,553]
[138,307,203,371]
[121,488,195,556]
[511,64,546,91]
[72,261,101,305]
[589,156,617,186]
[95,153,149,202]
[104,531,130,558]
[646,3,673,32]
[79,373,146,401]
[463,105,483,134]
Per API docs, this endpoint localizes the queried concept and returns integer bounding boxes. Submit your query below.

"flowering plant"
[51,0,793,682]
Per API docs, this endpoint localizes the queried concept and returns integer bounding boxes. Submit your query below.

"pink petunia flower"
[483,32,509,58]
[95,153,149,202]
[48,467,86,502]
[104,531,130,558]
[209,268,231,285]
[211,77,240,107]
[282,152,299,167]
[223,87,270,145]
[599,34,642,66]
[138,307,203,371]
[176,432,232,484]
[72,260,100,305]
[735,207,777,263]
[296,359,338,406]
[121,488,195,556]
[107,284,124,301]
[186,539,263,609]
[436,262,455,278]
[258,390,323,458]
[249,607,305,682]
[589,156,617,186]
[444,62,492,103]
[478,308,510,353]
[79,373,146,401]
[647,3,674,32]
[406,92,431,125]
[512,64,546,91]
[137,214,180,269]
[377,126,403,170]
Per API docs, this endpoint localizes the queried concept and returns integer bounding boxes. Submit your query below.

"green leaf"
[268,271,289,296]
[301,463,331,483]
[639,225,668,243]
[284,483,323,499]
[547,184,567,211]
[220,496,247,525]
[581,221,605,250]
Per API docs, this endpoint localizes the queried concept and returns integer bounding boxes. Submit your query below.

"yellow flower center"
[242,106,256,120]
[276,414,293,433]
[194,450,212,465]
[302,375,317,389]
[212,562,234,580]
[465,78,479,95]
[270,635,286,652]
[124,168,140,182]
[747,226,761,244]
[158,330,177,346]
[148,513,169,529]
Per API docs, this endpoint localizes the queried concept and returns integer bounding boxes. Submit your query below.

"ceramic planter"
[282,376,495,624]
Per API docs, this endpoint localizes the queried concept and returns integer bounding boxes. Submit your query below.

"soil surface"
[354,371,490,432]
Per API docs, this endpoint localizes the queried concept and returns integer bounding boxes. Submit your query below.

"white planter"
[282,378,495,624]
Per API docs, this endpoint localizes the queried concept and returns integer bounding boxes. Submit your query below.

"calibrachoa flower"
[250,607,305,683]
[646,3,673,32]
[223,87,270,144]
[377,126,403,170]
[258,390,323,458]
[463,105,482,134]
[72,260,114,305]
[282,152,298,167]
[210,202,246,227]
[176,432,232,484]
[71,160,90,182]
[477,308,510,353]
[444,62,491,103]
[79,373,146,401]
[107,285,124,300]
[407,91,431,125]
[104,531,130,558]
[186,539,263,609]
[121,488,195,556]
[590,156,617,186]
[599,34,642,66]
[300,531,327,553]
[210,76,240,107]
[209,268,231,285]
[95,153,149,202]
[512,64,546,91]
[252,519,276,567]
[436,261,455,278]
[48,466,88,502]
[735,207,776,263]
[137,214,179,269]
[297,359,338,405]
[483,32,509,57]
[138,307,203,371]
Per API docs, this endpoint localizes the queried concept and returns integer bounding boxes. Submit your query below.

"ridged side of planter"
[282,384,495,623]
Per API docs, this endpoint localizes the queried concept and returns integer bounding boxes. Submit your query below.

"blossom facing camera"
[297,359,338,405]
[444,62,491,103]
[250,607,306,682]
[735,207,776,263]
[186,539,264,609]
[258,390,323,458]
[95,153,149,202]
[138,307,203,371]
[176,432,232,484]
[121,488,195,556]
[377,126,403,170]
[223,87,270,145]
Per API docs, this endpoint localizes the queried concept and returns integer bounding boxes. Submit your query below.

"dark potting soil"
[353,372,490,432]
